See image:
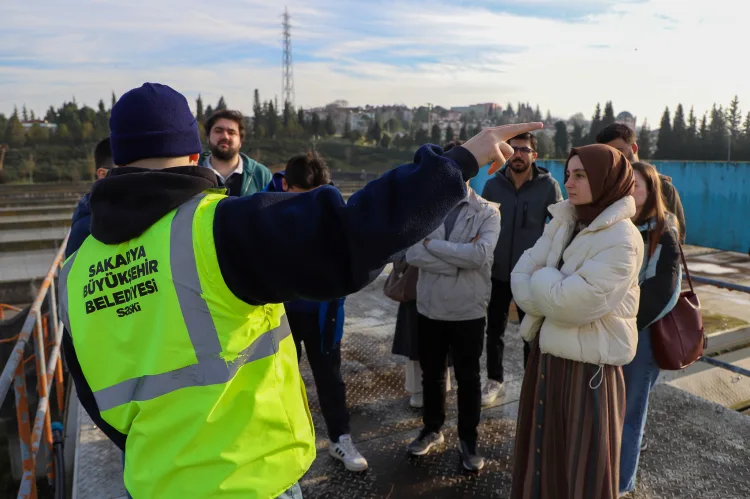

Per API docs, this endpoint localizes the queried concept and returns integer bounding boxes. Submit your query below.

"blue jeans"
[619,328,661,493]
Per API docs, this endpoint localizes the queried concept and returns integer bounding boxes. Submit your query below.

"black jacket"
[636,218,682,331]
[61,144,478,450]
[481,164,563,281]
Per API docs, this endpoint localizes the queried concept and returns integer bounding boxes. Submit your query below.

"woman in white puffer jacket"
[509,144,644,499]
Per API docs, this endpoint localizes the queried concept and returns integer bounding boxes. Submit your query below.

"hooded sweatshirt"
[62,144,479,448]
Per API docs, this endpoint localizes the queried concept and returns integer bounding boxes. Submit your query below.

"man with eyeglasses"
[479,132,562,407]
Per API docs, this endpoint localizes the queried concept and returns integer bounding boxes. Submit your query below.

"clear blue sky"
[0,0,744,128]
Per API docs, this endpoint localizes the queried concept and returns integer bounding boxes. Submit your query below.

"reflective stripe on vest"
[60,194,291,412]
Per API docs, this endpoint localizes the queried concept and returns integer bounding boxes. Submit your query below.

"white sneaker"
[329,434,368,472]
[481,380,504,407]
[410,392,424,408]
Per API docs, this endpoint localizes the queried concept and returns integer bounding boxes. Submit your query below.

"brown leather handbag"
[383,257,418,302]
[650,244,706,370]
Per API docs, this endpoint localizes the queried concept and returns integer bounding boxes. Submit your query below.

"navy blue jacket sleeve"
[65,195,93,259]
[214,144,478,305]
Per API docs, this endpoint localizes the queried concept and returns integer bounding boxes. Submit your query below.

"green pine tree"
[431,124,442,144]
[445,125,455,142]
[459,125,468,141]
[196,95,204,122]
[588,103,602,142]
[726,95,741,160]
[637,121,652,159]
[253,90,263,139]
[697,112,709,160]
[311,113,321,138]
[266,101,278,138]
[655,107,673,159]
[570,123,585,147]
[672,104,687,159]
[554,121,569,158]
[709,104,727,160]
[601,101,616,128]
[324,114,336,136]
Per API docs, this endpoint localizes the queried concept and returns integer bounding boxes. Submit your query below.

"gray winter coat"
[406,189,501,321]
[481,164,563,282]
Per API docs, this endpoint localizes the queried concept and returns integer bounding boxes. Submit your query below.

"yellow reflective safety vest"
[58,191,315,498]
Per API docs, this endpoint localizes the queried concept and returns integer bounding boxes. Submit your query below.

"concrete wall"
[469,160,750,254]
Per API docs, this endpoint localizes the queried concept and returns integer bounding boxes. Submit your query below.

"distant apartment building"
[450,103,501,120]
[21,120,58,131]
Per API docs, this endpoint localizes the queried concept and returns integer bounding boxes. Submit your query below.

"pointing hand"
[460,122,544,175]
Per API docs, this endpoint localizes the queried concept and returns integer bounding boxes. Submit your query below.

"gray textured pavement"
[70,273,750,499]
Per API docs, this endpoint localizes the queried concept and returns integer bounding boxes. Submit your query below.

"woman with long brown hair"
[510,144,643,499]
[619,162,682,497]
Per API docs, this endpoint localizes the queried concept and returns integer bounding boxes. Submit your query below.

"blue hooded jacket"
[66,193,93,258]
[264,171,287,193]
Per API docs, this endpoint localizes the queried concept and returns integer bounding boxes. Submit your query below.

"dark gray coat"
[481,164,563,282]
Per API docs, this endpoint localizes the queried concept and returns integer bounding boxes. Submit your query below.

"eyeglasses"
[512,146,535,154]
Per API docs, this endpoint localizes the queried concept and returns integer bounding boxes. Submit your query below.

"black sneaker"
[459,440,485,472]
[407,429,445,456]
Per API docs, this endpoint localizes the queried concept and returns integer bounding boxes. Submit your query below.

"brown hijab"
[565,144,635,225]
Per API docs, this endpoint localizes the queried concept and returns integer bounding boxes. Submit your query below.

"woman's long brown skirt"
[511,339,626,499]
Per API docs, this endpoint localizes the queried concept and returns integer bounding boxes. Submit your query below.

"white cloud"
[1,0,747,129]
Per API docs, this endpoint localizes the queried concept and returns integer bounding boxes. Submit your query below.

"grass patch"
[703,312,749,335]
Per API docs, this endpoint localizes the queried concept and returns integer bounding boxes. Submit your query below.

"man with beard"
[199,110,272,196]
[479,132,562,407]
[596,123,686,242]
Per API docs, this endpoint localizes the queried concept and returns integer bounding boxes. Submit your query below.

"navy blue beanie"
[109,83,202,166]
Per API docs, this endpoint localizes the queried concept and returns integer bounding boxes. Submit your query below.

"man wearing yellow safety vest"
[58,82,542,498]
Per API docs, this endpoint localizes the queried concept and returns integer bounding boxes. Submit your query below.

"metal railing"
[692,275,750,295]
[696,275,750,378]
[0,234,69,499]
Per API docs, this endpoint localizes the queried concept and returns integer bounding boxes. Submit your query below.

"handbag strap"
[677,243,695,294]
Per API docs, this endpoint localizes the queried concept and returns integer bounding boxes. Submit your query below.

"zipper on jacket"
[521,202,528,229]
[508,196,518,274]
[506,178,534,275]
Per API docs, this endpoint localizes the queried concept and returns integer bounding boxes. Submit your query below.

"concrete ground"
[70,273,750,499]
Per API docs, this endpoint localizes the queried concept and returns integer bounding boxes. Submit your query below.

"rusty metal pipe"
[25,338,63,495]
[4,233,69,499]
[33,311,53,470]
[13,361,36,499]
[18,470,36,499]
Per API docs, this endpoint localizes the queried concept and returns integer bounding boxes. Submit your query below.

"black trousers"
[287,310,350,442]
[418,313,485,447]
[486,279,530,383]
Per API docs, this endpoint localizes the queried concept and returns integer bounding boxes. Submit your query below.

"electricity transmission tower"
[282,7,295,110]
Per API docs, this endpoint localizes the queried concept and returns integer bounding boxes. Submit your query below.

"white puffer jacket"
[510,196,644,366]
